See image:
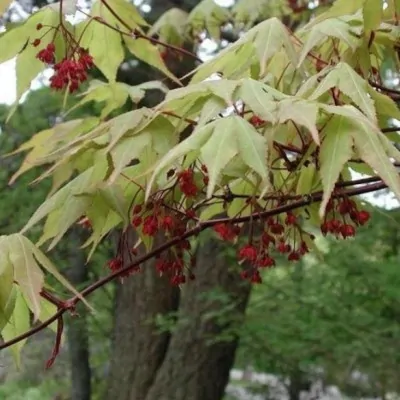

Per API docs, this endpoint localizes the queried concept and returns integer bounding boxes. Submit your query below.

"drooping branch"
[0,177,388,354]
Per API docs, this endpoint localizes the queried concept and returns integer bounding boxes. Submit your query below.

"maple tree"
[0,0,400,387]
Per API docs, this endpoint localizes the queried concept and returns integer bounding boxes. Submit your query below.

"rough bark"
[64,232,92,400]
[145,235,251,400]
[107,231,180,400]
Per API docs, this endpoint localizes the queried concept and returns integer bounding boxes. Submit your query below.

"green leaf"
[97,186,130,226]
[305,0,364,28]
[324,105,400,201]
[201,120,239,197]
[190,41,256,84]
[8,234,44,319]
[310,62,377,123]
[235,79,281,123]
[124,37,180,85]
[318,115,354,217]
[0,8,56,65]
[147,115,269,199]
[106,108,153,151]
[38,297,58,333]
[76,2,124,82]
[199,201,225,221]
[234,117,269,182]
[298,18,361,66]
[146,121,214,198]
[368,88,400,120]
[149,8,188,46]
[22,164,107,245]
[69,81,129,119]
[25,236,91,310]
[198,97,226,126]
[1,287,30,368]
[363,0,383,32]
[107,0,149,28]
[187,0,231,40]
[83,195,123,260]
[246,17,300,78]
[227,178,255,218]
[277,99,320,145]
[296,164,316,195]
[0,248,16,330]
[108,132,152,184]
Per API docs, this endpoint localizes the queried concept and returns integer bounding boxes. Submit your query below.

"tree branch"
[0,178,388,353]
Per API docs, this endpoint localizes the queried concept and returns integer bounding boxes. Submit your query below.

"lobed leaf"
[318,115,354,217]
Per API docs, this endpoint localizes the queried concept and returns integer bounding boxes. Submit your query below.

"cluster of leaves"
[0,0,400,366]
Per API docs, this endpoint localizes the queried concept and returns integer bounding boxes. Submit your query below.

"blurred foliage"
[230,205,400,395]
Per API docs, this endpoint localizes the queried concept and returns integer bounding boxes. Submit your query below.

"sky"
[0,0,397,209]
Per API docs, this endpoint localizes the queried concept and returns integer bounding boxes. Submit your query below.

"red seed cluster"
[50,49,93,93]
[177,169,199,197]
[213,223,240,241]
[129,201,196,285]
[210,210,311,284]
[249,115,265,127]
[37,43,56,64]
[320,197,370,239]
[35,40,93,93]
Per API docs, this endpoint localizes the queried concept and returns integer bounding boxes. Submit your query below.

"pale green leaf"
[124,37,180,85]
[277,99,320,145]
[22,164,107,238]
[106,108,153,151]
[188,0,230,40]
[69,81,128,119]
[190,41,256,84]
[149,8,188,46]
[201,120,239,197]
[298,18,361,66]
[368,88,400,120]
[1,287,30,368]
[24,236,91,309]
[38,297,58,333]
[310,62,376,122]
[324,105,400,201]
[108,133,152,184]
[318,116,354,217]
[8,234,44,319]
[236,78,280,123]
[107,0,149,28]
[199,201,225,221]
[146,123,214,199]
[0,251,16,330]
[296,164,316,195]
[305,0,364,28]
[198,97,226,126]
[234,117,269,181]
[247,17,300,77]
[363,0,383,31]
[76,2,124,82]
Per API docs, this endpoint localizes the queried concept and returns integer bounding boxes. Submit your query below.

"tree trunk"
[106,232,180,400]
[107,230,251,400]
[64,232,92,400]
[107,1,251,399]
[145,235,251,400]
